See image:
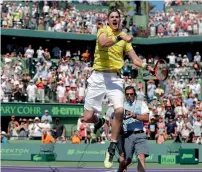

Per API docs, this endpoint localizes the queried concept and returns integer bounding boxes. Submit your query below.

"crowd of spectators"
[165,0,202,7]
[1,1,202,145]
[2,1,202,38]
[1,45,202,144]
[149,8,202,37]
[0,1,107,34]
[1,44,91,104]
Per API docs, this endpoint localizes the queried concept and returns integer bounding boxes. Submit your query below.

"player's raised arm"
[127,49,153,72]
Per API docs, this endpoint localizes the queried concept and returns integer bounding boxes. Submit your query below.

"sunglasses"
[126,93,134,96]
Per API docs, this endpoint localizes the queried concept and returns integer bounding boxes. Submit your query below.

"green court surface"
[2,161,202,169]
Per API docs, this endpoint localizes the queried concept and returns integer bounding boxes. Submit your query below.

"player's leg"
[134,133,149,172]
[104,78,124,168]
[83,71,106,125]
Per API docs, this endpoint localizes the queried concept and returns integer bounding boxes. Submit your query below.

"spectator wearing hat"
[148,117,158,140]
[1,131,8,144]
[52,118,66,139]
[41,110,52,123]
[31,117,43,139]
[26,80,37,103]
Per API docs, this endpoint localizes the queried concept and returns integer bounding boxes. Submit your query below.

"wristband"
[142,62,147,69]
[116,35,122,41]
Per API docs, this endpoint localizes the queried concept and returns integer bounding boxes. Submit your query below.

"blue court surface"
[2,167,202,172]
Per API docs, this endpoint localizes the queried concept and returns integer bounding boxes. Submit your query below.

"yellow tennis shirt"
[93,26,133,71]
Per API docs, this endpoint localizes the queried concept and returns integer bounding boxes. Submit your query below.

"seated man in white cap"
[41,110,52,123]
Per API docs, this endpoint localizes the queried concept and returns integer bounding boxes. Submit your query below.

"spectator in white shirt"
[78,83,85,103]
[193,115,202,137]
[167,52,176,68]
[56,81,66,103]
[53,20,63,32]
[36,46,45,63]
[43,2,50,16]
[25,45,34,74]
[41,119,51,134]
[68,84,77,104]
[32,117,43,138]
[26,80,37,103]
[182,55,189,65]
[194,52,201,63]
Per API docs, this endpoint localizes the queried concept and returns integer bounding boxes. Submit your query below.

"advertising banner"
[1,143,201,163]
[1,103,84,117]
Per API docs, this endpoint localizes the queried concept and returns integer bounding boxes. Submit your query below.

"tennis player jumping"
[83,8,153,168]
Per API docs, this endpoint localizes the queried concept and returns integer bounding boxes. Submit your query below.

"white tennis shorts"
[84,71,124,113]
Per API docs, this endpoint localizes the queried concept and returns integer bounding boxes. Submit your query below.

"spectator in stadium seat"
[41,119,52,134]
[71,130,82,144]
[52,118,66,138]
[56,81,66,103]
[17,118,28,140]
[1,131,8,144]
[156,116,167,144]
[32,117,43,139]
[12,83,23,102]
[52,46,61,59]
[181,117,192,141]
[41,110,52,123]
[132,23,137,37]
[28,119,34,138]
[42,130,55,144]
[7,115,19,137]
[155,85,164,98]
[67,84,77,103]
[166,117,177,139]
[36,46,45,63]
[24,45,34,75]
[194,52,201,64]
[147,80,156,102]
[193,114,202,137]
[36,77,45,103]
[26,80,37,103]
[79,117,87,140]
[148,117,157,140]
[196,132,202,144]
